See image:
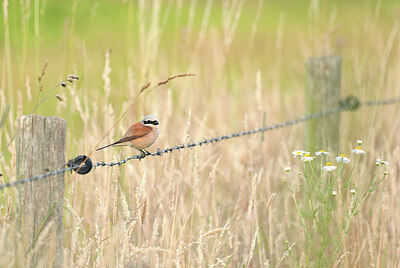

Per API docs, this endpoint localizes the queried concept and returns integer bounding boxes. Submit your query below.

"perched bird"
[96,114,160,155]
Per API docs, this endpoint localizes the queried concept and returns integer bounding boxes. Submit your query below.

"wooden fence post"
[16,115,66,267]
[306,55,341,153]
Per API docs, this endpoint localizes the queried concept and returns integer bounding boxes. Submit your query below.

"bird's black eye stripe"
[144,120,159,125]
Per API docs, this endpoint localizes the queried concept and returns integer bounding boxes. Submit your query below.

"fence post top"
[307,54,342,63]
[20,114,66,121]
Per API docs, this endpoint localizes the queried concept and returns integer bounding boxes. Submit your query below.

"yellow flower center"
[339,154,347,157]
[325,162,333,166]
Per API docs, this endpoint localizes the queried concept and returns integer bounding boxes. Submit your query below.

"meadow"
[1,0,400,266]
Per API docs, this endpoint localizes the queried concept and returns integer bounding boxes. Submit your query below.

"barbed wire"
[0,166,78,190]
[94,107,342,167]
[364,96,400,106]
[1,95,399,190]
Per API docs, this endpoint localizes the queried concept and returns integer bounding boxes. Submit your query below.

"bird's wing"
[96,123,153,151]
[115,123,153,144]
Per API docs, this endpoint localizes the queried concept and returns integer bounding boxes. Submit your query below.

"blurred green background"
[1,0,399,105]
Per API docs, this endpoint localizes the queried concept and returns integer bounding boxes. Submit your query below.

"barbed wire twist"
[1,95,399,190]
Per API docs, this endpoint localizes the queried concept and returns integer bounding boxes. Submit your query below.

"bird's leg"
[139,149,151,157]
[138,150,151,161]
[139,149,147,156]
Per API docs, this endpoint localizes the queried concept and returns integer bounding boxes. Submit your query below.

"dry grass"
[1,0,400,267]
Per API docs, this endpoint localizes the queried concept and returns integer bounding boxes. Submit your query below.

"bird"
[96,114,160,155]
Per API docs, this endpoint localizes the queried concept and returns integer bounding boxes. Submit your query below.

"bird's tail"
[96,142,117,151]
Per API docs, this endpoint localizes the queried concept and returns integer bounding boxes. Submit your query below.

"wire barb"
[339,95,361,111]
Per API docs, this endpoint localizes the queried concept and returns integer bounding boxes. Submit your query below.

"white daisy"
[336,154,350,164]
[352,147,366,155]
[357,140,363,145]
[376,159,389,166]
[301,153,314,162]
[284,167,292,172]
[322,162,337,172]
[350,189,356,194]
[315,150,330,156]
[292,150,306,158]
[332,190,338,196]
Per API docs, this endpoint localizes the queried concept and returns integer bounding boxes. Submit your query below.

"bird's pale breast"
[130,127,159,149]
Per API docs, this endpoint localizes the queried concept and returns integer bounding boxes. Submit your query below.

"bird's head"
[142,114,159,128]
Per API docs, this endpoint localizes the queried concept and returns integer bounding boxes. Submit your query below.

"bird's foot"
[139,149,150,159]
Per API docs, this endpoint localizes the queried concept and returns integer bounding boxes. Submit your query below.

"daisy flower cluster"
[287,140,382,173]
[285,139,390,199]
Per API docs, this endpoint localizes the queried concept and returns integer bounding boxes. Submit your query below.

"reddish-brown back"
[117,122,153,143]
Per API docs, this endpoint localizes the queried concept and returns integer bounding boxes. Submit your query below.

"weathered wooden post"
[16,115,66,267]
[306,55,341,153]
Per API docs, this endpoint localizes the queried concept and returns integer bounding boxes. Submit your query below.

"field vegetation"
[1,0,400,266]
